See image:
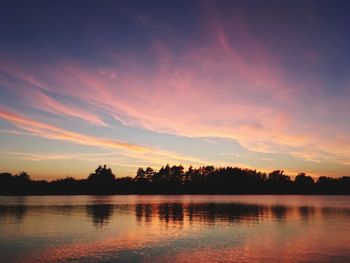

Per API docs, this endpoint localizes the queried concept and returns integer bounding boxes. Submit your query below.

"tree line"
[1,164,350,195]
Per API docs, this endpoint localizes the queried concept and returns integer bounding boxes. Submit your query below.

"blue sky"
[1,0,350,179]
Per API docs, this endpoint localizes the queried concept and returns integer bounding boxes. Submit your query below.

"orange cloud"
[0,108,207,168]
[0,108,149,151]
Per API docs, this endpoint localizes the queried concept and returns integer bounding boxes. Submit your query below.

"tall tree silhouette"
[295,172,314,193]
[88,165,115,182]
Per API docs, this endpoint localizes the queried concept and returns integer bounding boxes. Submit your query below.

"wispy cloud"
[0,108,207,168]
[2,37,350,168]
[1,1,350,177]
[0,108,149,152]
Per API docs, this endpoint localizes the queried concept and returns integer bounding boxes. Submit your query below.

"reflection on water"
[299,206,315,221]
[136,203,273,225]
[1,195,350,263]
[86,204,113,227]
[0,205,27,221]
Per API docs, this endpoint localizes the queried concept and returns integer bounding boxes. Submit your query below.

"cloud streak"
[1,34,350,167]
[0,108,149,152]
[1,1,350,177]
[0,108,207,169]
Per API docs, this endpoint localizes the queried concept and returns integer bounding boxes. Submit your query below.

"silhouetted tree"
[144,167,155,181]
[17,171,30,181]
[135,168,146,181]
[152,164,170,183]
[169,165,184,184]
[295,173,314,185]
[88,165,115,182]
[1,165,350,195]
[294,173,315,193]
[266,170,292,193]
[268,170,290,183]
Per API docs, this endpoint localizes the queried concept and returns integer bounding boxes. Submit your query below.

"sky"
[1,0,350,179]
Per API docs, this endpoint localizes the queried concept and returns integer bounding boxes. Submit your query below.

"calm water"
[1,195,350,263]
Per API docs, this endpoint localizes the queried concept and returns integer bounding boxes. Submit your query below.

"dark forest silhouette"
[1,164,350,195]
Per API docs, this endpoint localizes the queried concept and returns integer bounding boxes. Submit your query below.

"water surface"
[1,195,350,263]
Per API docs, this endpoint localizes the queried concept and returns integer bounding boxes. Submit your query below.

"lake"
[0,195,350,263]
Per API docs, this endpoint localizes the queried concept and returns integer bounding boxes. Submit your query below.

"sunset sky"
[1,0,350,179]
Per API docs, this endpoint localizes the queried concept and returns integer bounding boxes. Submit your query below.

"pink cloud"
[0,108,207,168]
[0,58,106,126]
[1,7,350,170]
[30,90,107,126]
[0,108,148,152]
